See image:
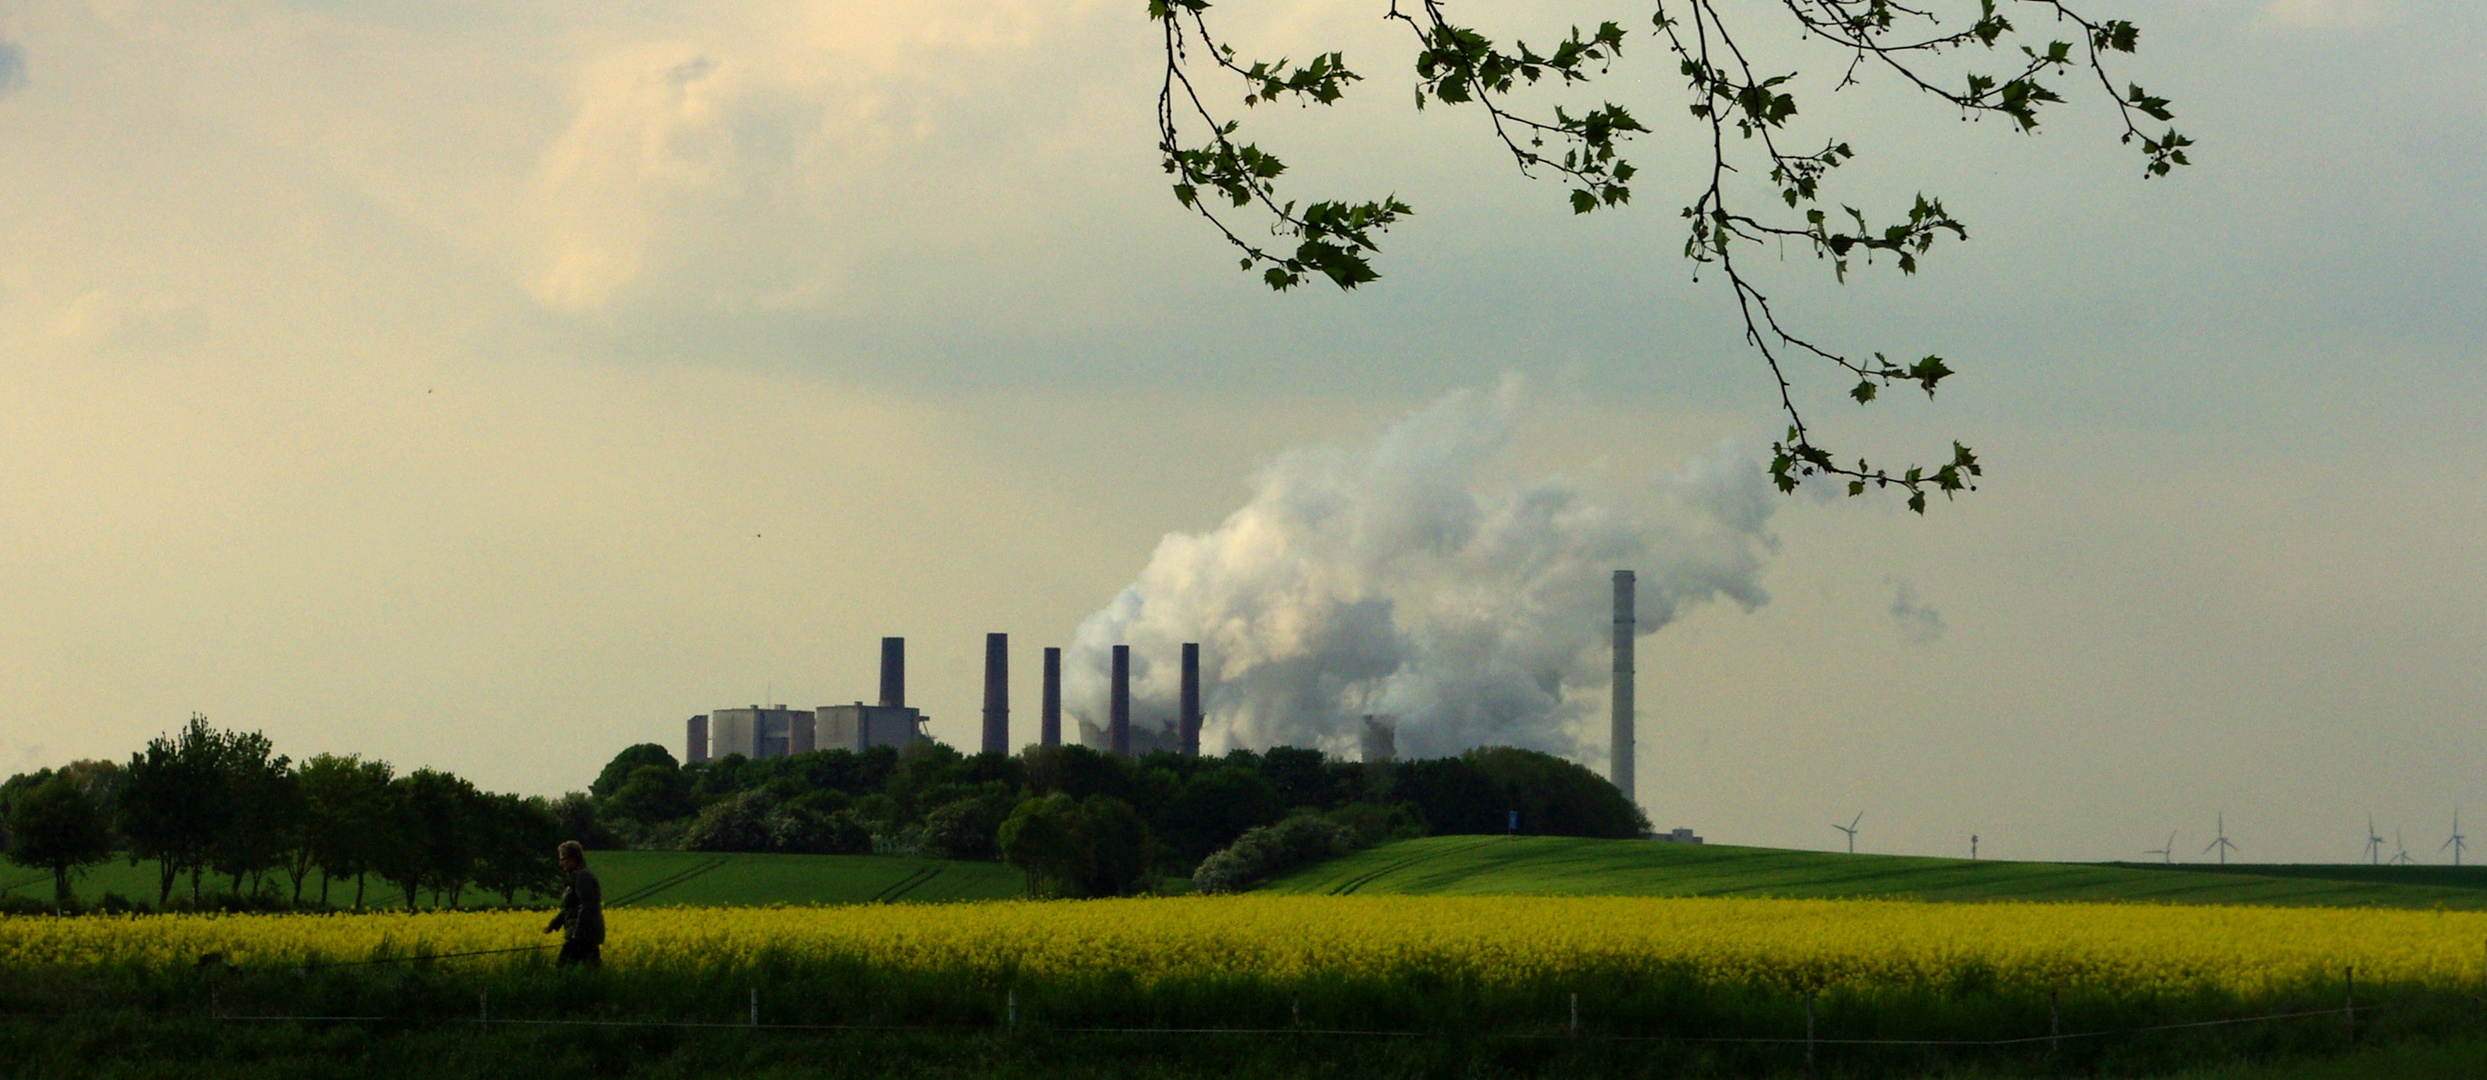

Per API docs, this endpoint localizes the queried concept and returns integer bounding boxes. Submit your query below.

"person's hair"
[557,840,586,864]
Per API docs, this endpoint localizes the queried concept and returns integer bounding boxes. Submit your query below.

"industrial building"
[707,705,816,759]
[683,637,932,763]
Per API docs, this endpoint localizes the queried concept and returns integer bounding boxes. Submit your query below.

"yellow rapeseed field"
[4,896,2483,995]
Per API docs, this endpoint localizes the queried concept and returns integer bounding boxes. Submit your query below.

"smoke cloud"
[0,39,26,98]
[1065,382,1779,766]
[1887,578,1946,644]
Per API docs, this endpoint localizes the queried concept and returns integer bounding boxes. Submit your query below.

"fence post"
[1008,988,1017,1033]
[1570,991,1579,1039]
[2344,966,2356,1043]
[1291,990,1302,1031]
[2049,987,2060,1053]
[480,986,489,1028]
[750,986,760,1028]
[1805,991,1817,1074]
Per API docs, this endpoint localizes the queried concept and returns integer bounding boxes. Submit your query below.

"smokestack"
[1611,569,1636,805]
[1179,643,1202,757]
[1109,644,1132,757]
[982,633,1009,755]
[879,637,905,708]
[1041,647,1062,747]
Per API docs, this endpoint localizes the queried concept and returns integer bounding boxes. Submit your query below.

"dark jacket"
[546,868,604,946]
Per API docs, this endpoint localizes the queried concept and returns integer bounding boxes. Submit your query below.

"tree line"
[0,715,563,913]
[7,716,1648,911]
[580,738,1649,898]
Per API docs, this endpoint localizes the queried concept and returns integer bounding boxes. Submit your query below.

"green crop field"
[1259,835,2487,909]
[2,850,1027,909]
[591,850,1024,907]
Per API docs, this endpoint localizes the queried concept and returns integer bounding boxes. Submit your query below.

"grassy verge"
[2,1007,2480,1080]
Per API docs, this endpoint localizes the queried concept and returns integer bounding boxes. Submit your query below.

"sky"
[0,0,2479,864]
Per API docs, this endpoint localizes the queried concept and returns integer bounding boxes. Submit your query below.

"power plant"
[668,571,1650,788]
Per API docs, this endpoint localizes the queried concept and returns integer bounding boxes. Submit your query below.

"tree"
[1153,0,2188,510]
[207,729,295,898]
[298,753,396,908]
[4,774,112,911]
[605,764,696,826]
[592,744,680,800]
[998,793,1089,898]
[119,714,235,907]
[1465,746,1648,839]
[382,769,479,910]
[684,789,778,853]
[1077,795,1156,897]
[548,791,618,851]
[473,794,564,908]
[917,798,999,861]
[1159,766,1284,866]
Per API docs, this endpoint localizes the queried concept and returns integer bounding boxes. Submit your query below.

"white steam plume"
[1066,382,1779,765]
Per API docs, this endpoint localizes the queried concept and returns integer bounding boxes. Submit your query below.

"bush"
[917,799,997,860]
[770,807,872,856]
[684,791,873,856]
[1193,815,1352,894]
[683,791,776,853]
[1324,801,1427,847]
[998,793,1156,898]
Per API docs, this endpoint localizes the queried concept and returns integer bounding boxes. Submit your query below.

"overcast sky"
[1,0,2479,864]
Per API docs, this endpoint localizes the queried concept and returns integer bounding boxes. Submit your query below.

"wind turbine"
[2144,831,2176,864]
[2389,830,2414,867]
[1832,812,1863,854]
[2363,816,2385,865]
[2203,812,2239,865]
[2444,811,2468,867]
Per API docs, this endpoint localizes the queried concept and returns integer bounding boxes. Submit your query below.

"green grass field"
[1258,836,2487,909]
[16,837,2486,911]
[1,850,1027,909]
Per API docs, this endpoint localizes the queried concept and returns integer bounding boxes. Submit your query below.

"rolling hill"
[1258,835,2487,909]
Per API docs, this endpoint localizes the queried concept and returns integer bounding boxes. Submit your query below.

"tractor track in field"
[1324,838,1507,896]
[607,857,729,908]
[872,865,943,903]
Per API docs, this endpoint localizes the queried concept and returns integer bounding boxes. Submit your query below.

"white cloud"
[519,0,1122,313]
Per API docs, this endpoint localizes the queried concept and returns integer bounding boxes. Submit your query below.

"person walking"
[543,840,604,967]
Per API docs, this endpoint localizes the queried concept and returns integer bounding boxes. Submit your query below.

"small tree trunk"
[157,857,175,909]
[53,865,73,914]
[354,872,365,910]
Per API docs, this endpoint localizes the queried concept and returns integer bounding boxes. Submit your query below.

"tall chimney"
[982,633,1009,755]
[1179,643,1202,757]
[1611,570,1636,804]
[1109,644,1132,757]
[1041,647,1062,747]
[879,637,905,708]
